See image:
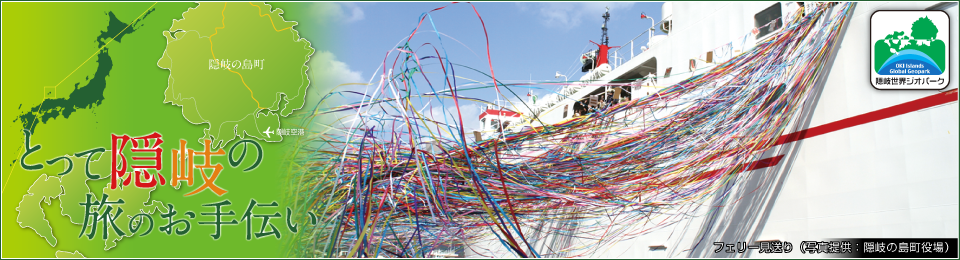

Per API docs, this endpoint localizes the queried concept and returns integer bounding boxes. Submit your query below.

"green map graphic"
[11,7,167,254]
[16,11,151,134]
[5,2,314,257]
[874,16,946,72]
[16,151,164,251]
[8,3,310,256]
[55,250,85,258]
[158,2,314,149]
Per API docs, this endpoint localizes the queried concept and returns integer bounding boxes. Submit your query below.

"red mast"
[587,7,617,70]
[598,8,611,66]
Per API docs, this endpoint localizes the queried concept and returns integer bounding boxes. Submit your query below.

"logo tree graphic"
[910,16,937,40]
[874,16,945,73]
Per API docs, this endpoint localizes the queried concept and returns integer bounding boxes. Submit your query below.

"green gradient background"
[2,2,335,257]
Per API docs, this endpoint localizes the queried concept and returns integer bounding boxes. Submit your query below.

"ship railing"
[529,81,600,116]
[611,15,672,69]
[487,99,518,110]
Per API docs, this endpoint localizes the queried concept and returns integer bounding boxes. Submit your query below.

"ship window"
[563,105,569,118]
[481,118,486,129]
[754,3,783,40]
[664,67,672,78]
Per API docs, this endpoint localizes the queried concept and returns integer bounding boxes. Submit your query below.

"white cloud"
[312,2,365,23]
[310,50,365,90]
[447,103,481,131]
[303,50,364,124]
[423,102,482,139]
[532,2,635,30]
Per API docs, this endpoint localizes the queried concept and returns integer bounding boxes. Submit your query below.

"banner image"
[3,2,957,258]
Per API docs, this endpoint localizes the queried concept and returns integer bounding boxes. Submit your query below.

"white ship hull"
[465,1,958,258]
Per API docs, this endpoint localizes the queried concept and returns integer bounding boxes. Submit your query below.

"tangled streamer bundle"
[286,3,853,258]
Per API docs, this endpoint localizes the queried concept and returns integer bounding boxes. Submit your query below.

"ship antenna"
[601,7,610,46]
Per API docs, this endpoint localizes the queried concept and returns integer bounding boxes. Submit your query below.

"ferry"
[467,1,958,258]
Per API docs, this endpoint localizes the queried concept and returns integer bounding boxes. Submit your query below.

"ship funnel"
[661,3,672,20]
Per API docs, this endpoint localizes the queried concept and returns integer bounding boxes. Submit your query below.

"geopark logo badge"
[871,10,950,90]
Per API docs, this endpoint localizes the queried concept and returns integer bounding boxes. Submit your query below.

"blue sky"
[284,2,664,133]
